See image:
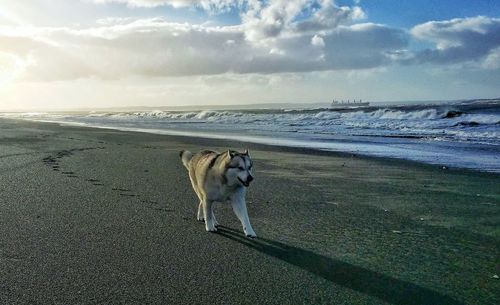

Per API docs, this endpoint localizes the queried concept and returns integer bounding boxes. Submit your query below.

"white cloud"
[91,0,367,41]
[91,0,237,10]
[409,16,500,65]
[483,47,500,69]
[96,17,136,25]
[241,0,307,42]
[311,34,324,47]
[241,0,365,44]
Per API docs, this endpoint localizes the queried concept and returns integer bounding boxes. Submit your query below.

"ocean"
[3,99,499,173]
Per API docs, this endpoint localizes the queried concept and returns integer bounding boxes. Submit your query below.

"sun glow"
[0,6,26,26]
[0,52,27,87]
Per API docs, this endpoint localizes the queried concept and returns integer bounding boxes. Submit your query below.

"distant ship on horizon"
[331,99,369,108]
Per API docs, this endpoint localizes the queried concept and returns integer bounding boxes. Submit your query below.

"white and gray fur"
[179,149,257,238]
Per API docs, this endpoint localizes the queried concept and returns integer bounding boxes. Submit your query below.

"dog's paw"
[214,220,220,227]
[197,216,205,222]
[205,222,217,232]
[244,227,256,239]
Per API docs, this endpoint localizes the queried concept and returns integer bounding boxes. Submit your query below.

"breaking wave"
[93,107,500,126]
[2,99,499,172]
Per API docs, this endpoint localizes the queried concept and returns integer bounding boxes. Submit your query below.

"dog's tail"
[179,150,193,170]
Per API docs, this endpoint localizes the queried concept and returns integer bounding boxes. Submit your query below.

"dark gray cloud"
[3,14,497,82]
[0,17,408,81]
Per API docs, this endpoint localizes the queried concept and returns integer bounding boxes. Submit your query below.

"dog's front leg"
[230,192,256,238]
[203,199,217,232]
[211,203,220,227]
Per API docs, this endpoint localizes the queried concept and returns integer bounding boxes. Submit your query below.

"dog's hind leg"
[189,173,205,222]
[230,190,256,238]
[192,184,205,222]
[197,201,204,222]
[203,199,217,232]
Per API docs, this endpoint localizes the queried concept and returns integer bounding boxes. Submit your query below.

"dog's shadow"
[217,226,462,305]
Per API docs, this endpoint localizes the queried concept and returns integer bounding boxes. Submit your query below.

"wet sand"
[0,118,499,305]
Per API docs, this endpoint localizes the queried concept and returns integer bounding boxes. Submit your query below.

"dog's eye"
[238,166,244,170]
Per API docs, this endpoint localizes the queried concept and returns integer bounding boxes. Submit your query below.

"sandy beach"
[0,118,498,305]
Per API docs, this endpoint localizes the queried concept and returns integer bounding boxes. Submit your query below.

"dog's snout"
[247,175,254,183]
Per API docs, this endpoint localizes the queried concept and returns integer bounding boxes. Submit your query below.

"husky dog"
[180,149,256,238]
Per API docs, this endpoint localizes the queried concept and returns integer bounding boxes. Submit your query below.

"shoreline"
[0,118,499,304]
[4,117,500,176]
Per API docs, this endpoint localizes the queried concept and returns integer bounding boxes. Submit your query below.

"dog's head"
[225,149,254,188]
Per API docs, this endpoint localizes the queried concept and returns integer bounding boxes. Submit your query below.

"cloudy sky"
[0,0,499,110]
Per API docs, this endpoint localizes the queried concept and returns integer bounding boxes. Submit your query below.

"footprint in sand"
[86,179,103,186]
[112,188,131,192]
[140,199,173,212]
[119,193,137,197]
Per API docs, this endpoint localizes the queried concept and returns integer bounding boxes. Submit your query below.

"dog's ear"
[244,149,249,156]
